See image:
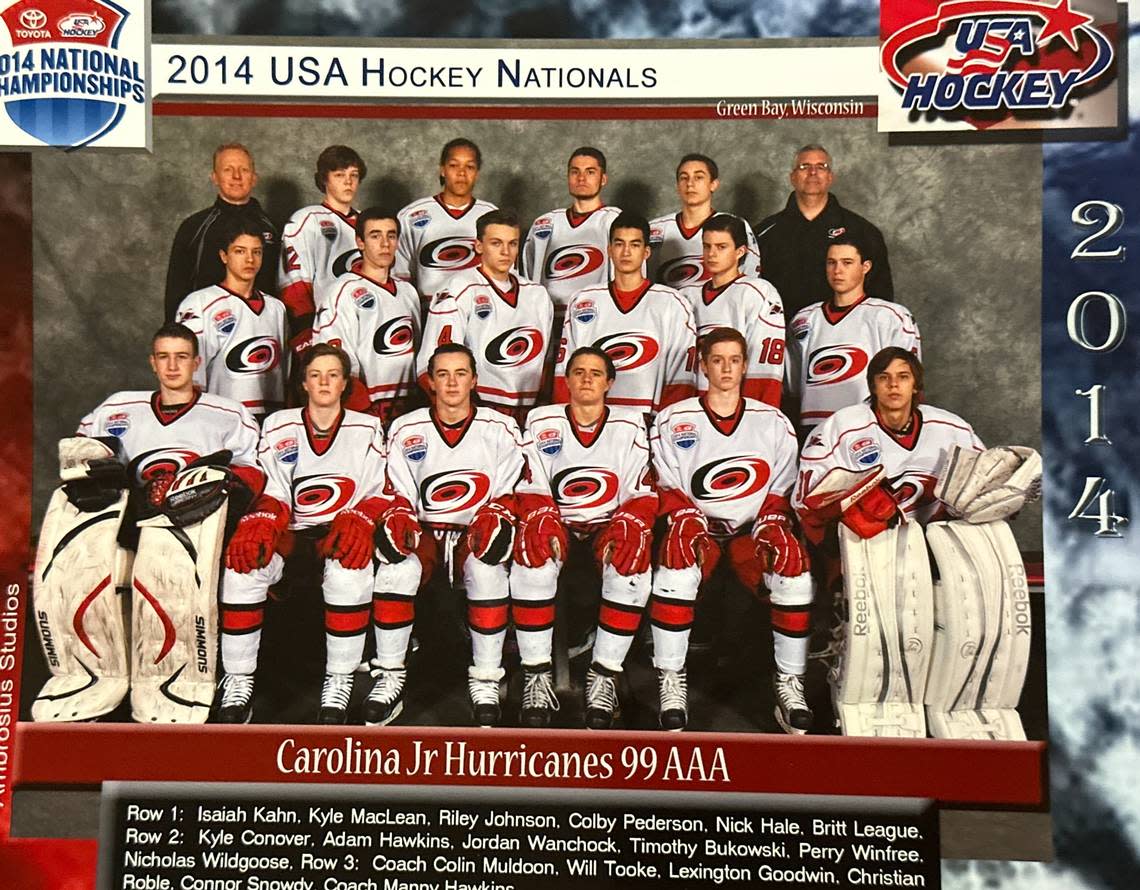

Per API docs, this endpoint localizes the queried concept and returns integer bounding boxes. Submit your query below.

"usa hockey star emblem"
[0,0,145,147]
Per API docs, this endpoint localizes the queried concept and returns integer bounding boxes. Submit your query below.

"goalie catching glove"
[318,508,376,570]
[935,445,1042,523]
[661,506,717,570]
[467,499,515,565]
[513,496,568,568]
[752,513,808,577]
[375,500,422,564]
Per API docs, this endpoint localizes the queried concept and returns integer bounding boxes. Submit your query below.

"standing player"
[418,209,553,423]
[521,147,621,325]
[648,154,759,290]
[175,220,288,420]
[165,143,280,321]
[511,347,657,729]
[216,344,388,725]
[680,214,785,408]
[395,138,497,308]
[650,328,813,733]
[313,207,423,425]
[278,145,367,354]
[370,344,524,728]
[555,212,698,416]
[787,236,920,433]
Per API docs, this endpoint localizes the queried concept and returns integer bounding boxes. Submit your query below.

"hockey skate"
[519,665,559,728]
[318,672,353,724]
[773,671,812,735]
[584,664,619,730]
[362,665,406,727]
[656,667,688,731]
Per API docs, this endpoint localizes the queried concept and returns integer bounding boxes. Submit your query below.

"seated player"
[31,323,262,723]
[650,328,813,733]
[313,207,423,425]
[217,344,388,725]
[787,236,920,433]
[175,219,288,420]
[370,344,524,728]
[679,213,785,407]
[418,209,553,424]
[511,346,657,729]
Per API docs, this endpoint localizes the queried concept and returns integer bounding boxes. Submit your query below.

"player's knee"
[601,563,651,607]
[373,553,423,595]
[463,555,509,597]
[766,570,814,607]
[510,559,560,600]
[651,563,701,601]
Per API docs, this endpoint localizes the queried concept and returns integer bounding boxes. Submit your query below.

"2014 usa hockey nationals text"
[274,738,730,783]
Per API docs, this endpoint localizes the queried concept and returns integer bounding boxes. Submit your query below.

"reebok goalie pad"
[130,464,232,723]
[935,445,1042,524]
[924,520,1031,741]
[832,522,934,738]
[32,437,130,722]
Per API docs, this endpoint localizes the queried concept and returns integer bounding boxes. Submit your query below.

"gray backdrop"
[32,114,1042,545]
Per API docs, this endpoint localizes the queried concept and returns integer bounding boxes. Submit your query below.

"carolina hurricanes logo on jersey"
[659,255,709,289]
[486,327,545,367]
[592,332,660,371]
[419,237,479,272]
[806,345,868,386]
[419,470,491,516]
[130,449,201,485]
[225,337,282,374]
[332,249,362,279]
[544,245,605,281]
[890,472,938,515]
[373,316,416,357]
[292,475,357,520]
[550,467,619,511]
[691,456,771,503]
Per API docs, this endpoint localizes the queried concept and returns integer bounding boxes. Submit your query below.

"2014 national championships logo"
[0,0,145,147]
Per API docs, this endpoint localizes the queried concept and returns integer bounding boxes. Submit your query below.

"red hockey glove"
[514,503,567,569]
[662,507,715,570]
[467,501,515,565]
[752,513,808,577]
[226,511,280,574]
[144,470,176,510]
[318,508,375,570]
[841,483,901,539]
[595,509,652,576]
[376,501,422,564]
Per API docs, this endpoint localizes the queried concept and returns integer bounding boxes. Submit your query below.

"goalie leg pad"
[462,555,510,674]
[509,558,561,667]
[372,553,424,669]
[323,561,374,675]
[924,520,1030,741]
[219,555,284,675]
[648,563,701,671]
[765,571,814,676]
[594,563,651,673]
[129,498,229,724]
[32,487,130,722]
[835,523,934,738]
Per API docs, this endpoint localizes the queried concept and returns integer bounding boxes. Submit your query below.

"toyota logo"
[20,9,48,29]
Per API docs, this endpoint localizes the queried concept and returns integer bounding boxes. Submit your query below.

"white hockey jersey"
[395,195,498,304]
[794,403,985,525]
[418,268,554,412]
[313,271,423,410]
[679,275,786,408]
[651,396,799,537]
[648,212,760,289]
[77,390,260,488]
[278,203,360,343]
[174,285,288,418]
[518,405,653,531]
[386,407,524,529]
[787,296,922,430]
[256,408,387,531]
[521,206,620,310]
[554,281,698,416]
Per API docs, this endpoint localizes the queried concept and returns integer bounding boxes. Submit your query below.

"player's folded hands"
[468,501,515,565]
[376,501,422,563]
[226,511,279,573]
[751,513,808,577]
[596,510,652,576]
[319,508,375,570]
[662,506,713,570]
[515,504,567,568]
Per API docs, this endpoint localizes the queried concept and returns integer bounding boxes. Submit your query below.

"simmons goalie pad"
[130,463,233,723]
[924,520,1031,741]
[832,522,934,738]
[935,446,1042,524]
[32,437,131,721]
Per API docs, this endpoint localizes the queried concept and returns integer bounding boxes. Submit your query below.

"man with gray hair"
[754,144,893,319]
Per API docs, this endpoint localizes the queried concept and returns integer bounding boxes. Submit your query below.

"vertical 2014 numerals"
[1067,200,1128,537]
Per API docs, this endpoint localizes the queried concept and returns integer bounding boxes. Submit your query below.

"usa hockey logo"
[402,434,427,462]
[551,466,619,510]
[409,209,431,229]
[274,437,299,464]
[879,0,1117,132]
[473,293,493,319]
[351,286,375,310]
[572,299,597,324]
[420,470,491,516]
[536,428,562,456]
[373,316,415,357]
[806,345,868,386]
[671,421,699,450]
[225,336,281,374]
[486,327,544,368]
[419,237,479,273]
[293,474,356,520]
[545,245,605,281]
[659,256,708,289]
[691,455,772,502]
[593,332,660,372]
[532,216,553,240]
[212,309,236,334]
[0,0,147,149]
[105,411,130,436]
[849,436,881,466]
